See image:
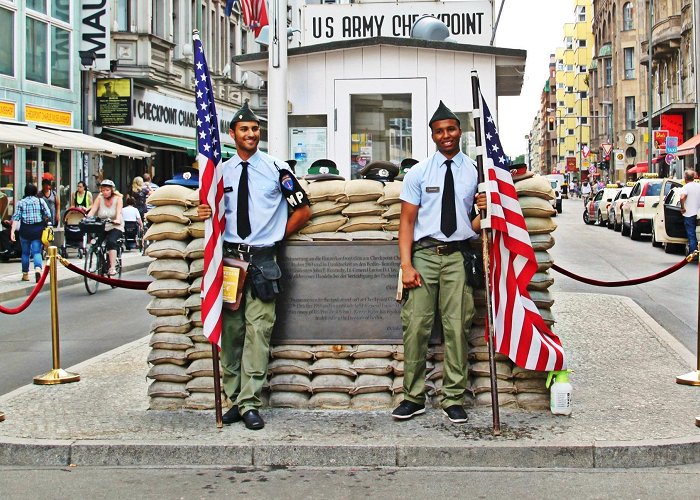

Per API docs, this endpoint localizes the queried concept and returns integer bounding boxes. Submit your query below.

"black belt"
[412,238,466,256]
[223,242,277,261]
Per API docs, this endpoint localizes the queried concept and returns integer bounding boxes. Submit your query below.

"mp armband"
[279,169,310,210]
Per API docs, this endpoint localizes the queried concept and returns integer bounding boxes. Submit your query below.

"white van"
[545,174,564,214]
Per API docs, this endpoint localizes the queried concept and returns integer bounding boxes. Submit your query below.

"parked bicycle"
[79,217,123,295]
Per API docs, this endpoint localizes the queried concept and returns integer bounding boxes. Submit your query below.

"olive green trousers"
[400,248,475,408]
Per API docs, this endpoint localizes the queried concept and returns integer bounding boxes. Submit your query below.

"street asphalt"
[1,248,700,468]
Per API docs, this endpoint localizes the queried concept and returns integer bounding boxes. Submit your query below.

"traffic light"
[548,116,555,131]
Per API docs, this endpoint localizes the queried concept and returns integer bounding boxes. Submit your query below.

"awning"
[627,164,648,174]
[0,123,150,158]
[677,132,700,156]
[106,128,236,158]
[39,128,150,158]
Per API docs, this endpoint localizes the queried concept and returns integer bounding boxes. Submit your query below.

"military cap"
[358,160,399,182]
[303,158,345,181]
[395,158,419,181]
[508,163,534,182]
[229,101,260,129]
[429,100,460,128]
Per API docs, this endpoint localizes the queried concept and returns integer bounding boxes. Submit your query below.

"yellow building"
[554,0,593,181]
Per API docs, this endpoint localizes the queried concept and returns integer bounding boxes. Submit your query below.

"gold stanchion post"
[0,411,4,422]
[33,246,80,385]
[676,247,700,386]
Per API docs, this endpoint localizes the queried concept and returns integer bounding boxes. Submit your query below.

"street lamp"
[546,107,563,175]
[524,134,531,169]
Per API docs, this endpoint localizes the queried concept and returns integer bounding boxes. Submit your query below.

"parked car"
[621,174,679,240]
[545,175,563,214]
[582,185,618,226]
[651,179,697,253]
[607,185,634,232]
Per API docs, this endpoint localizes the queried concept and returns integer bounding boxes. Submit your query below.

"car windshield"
[645,182,662,196]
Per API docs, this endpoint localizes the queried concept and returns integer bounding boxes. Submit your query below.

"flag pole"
[470,70,501,435]
[211,344,223,428]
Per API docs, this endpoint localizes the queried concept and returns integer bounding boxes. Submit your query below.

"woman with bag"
[38,177,59,227]
[10,183,51,282]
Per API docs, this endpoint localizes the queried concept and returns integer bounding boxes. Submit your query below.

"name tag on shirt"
[224,186,233,193]
[426,186,440,193]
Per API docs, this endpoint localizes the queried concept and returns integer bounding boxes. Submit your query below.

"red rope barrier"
[551,254,692,287]
[0,265,51,315]
[60,259,151,290]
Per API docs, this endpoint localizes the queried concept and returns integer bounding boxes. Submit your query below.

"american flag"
[225,0,269,37]
[194,32,226,348]
[480,90,567,371]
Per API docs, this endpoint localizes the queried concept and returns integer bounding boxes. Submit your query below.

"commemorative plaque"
[272,241,441,344]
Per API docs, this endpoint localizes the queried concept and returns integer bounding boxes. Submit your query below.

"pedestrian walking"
[38,177,59,227]
[10,183,50,282]
[392,101,486,424]
[130,176,151,220]
[197,102,311,430]
[71,181,93,210]
[680,169,700,260]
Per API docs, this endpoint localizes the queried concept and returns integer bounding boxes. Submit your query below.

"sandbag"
[146,297,187,317]
[144,222,190,241]
[299,214,347,234]
[147,363,192,383]
[146,205,189,224]
[145,239,188,259]
[148,259,190,280]
[146,185,193,207]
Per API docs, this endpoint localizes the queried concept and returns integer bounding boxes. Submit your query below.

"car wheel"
[583,210,594,225]
[630,216,642,240]
[597,211,606,227]
[651,225,662,248]
[621,216,630,236]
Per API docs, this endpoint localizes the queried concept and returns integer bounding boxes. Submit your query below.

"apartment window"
[567,86,574,93]
[25,3,72,88]
[604,58,613,86]
[623,2,634,30]
[624,47,635,79]
[152,0,166,38]
[579,117,588,125]
[579,65,587,73]
[567,129,574,136]
[579,91,588,99]
[567,107,574,114]
[578,39,587,48]
[566,64,574,71]
[0,7,13,76]
[565,37,573,49]
[116,0,132,31]
[625,97,636,129]
[576,5,586,22]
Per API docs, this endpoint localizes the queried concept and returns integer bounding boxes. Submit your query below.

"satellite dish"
[410,15,454,42]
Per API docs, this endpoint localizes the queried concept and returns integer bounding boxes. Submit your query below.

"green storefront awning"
[106,128,236,158]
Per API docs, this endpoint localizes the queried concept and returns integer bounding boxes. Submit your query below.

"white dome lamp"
[409,15,457,43]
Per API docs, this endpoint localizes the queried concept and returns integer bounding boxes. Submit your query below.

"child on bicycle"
[86,179,123,276]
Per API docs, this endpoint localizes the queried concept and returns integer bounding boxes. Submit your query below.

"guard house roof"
[233,37,527,97]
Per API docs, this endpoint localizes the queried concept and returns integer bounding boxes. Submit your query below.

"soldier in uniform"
[393,101,486,424]
[198,102,311,430]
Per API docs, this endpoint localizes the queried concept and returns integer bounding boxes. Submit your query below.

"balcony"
[111,32,177,85]
[640,15,682,66]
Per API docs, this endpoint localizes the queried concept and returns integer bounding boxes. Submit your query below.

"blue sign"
[666,136,678,154]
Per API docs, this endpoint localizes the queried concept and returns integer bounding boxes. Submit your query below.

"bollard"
[0,411,4,422]
[33,246,80,385]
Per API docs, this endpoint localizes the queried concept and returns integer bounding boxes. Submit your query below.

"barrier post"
[33,246,80,385]
[676,246,700,386]
[0,411,4,422]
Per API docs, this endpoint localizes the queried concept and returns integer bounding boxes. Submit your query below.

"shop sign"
[80,0,111,71]
[0,100,15,120]
[566,156,577,172]
[653,130,669,150]
[25,105,72,127]
[124,89,238,145]
[95,78,132,126]
[302,2,491,46]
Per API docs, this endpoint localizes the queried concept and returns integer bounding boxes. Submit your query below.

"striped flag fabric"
[230,0,269,37]
[193,31,226,348]
[479,90,567,371]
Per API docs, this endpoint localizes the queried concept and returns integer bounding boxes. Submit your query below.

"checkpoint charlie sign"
[302,1,492,46]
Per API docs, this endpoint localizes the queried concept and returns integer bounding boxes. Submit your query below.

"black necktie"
[237,161,251,239]
[441,159,457,237]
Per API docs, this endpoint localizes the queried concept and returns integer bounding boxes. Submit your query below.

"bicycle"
[79,217,123,295]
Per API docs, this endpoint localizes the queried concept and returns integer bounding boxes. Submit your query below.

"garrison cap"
[359,160,399,182]
[230,101,260,129]
[395,158,419,181]
[429,100,460,128]
[303,158,345,181]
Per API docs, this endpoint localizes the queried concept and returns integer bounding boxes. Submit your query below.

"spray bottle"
[545,370,572,416]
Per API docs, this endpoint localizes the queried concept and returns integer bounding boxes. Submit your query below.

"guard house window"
[624,48,635,79]
[0,7,14,76]
[350,94,411,180]
[26,2,72,88]
[623,2,634,30]
[625,97,636,130]
[604,58,613,86]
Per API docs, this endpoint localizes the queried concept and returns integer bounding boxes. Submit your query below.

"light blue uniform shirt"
[223,150,288,247]
[400,150,478,242]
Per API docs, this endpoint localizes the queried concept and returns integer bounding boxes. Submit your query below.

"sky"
[493,0,577,159]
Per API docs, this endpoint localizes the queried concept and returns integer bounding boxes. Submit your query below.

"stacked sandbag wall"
[142,176,557,411]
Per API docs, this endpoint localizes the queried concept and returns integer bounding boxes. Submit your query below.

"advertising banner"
[566,156,577,172]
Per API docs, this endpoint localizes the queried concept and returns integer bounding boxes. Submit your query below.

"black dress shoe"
[241,409,264,430]
[222,406,242,425]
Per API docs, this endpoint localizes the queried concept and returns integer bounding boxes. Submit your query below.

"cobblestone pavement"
[0,293,699,468]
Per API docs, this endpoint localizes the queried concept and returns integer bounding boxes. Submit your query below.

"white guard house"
[233,1,526,180]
